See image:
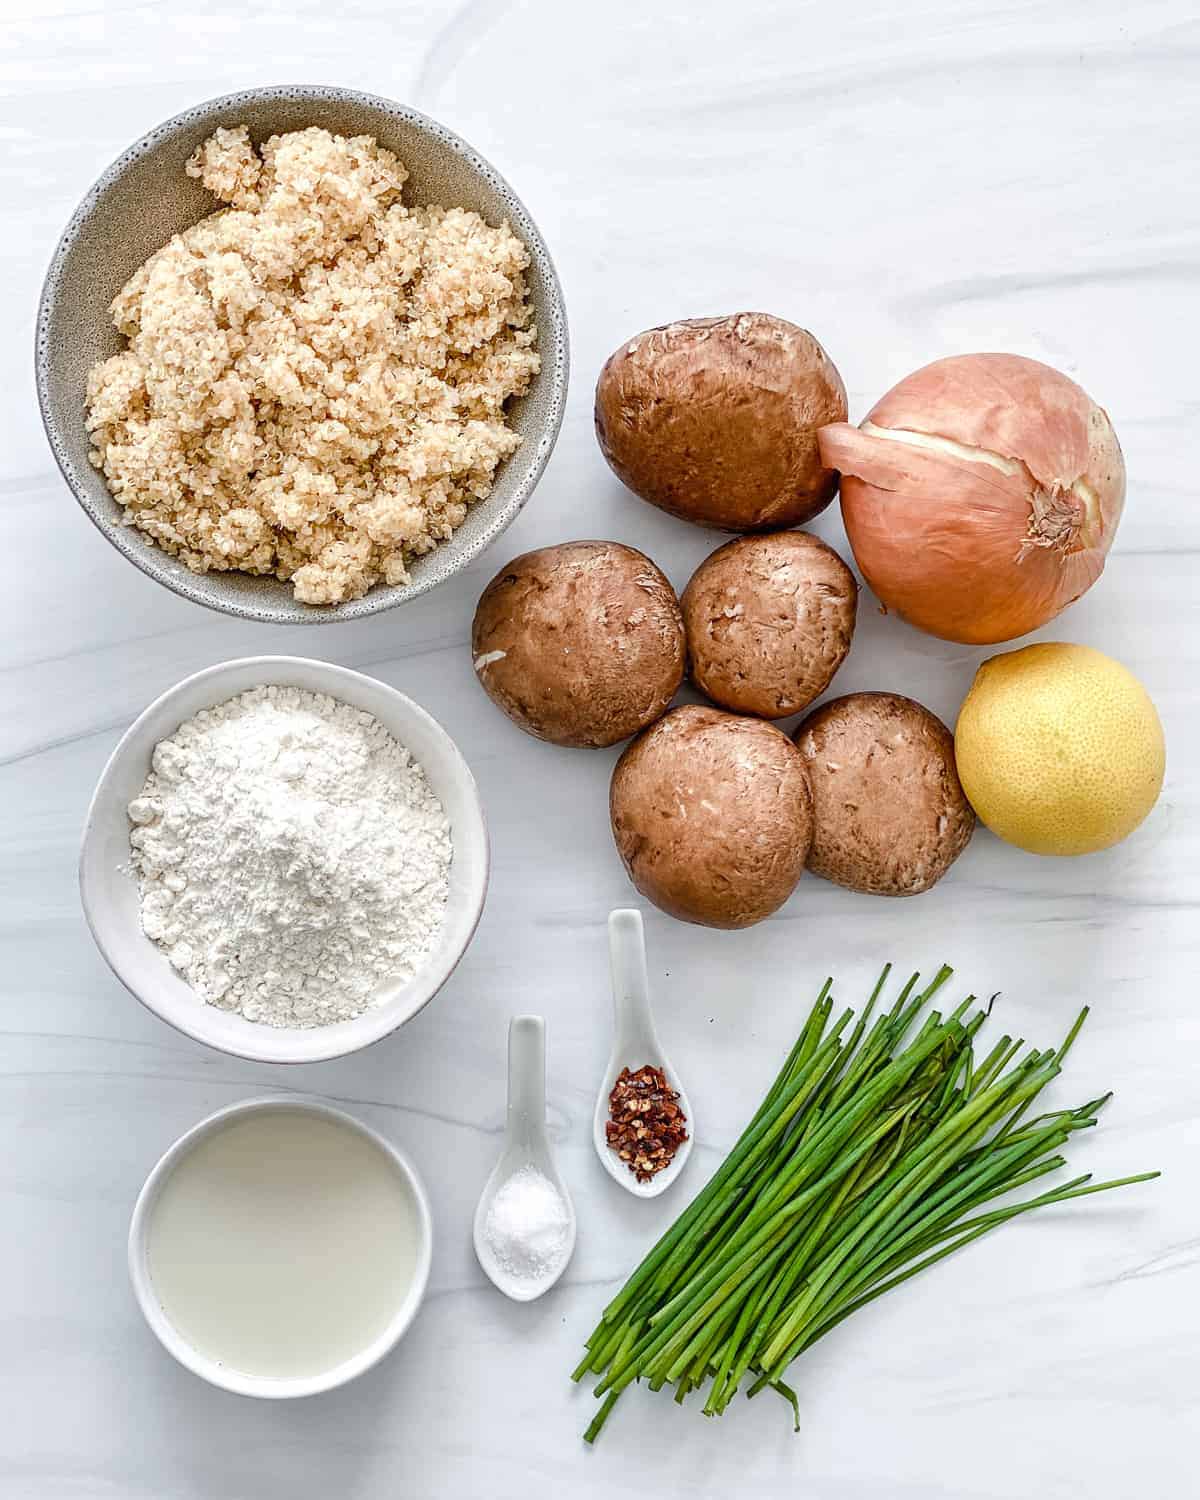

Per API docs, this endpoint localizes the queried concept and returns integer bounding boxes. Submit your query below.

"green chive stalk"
[573,966,1159,1442]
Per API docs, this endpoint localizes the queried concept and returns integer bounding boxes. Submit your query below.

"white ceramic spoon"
[473,1014,576,1301]
[592,909,694,1199]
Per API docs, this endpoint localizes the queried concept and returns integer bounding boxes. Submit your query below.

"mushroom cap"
[794,692,975,896]
[610,704,814,928]
[596,312,847,531]
[682,531,857,718]
[472,541,685,748]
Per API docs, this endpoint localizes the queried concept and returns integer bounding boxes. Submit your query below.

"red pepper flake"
[606,1064,688,1183]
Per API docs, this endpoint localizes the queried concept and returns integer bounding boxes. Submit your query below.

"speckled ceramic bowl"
[36,85,568,625]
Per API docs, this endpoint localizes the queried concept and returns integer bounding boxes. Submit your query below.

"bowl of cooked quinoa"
[36,86,568,623]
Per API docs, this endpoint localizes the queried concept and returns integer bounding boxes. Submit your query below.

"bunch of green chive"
[573,965,1158,1443]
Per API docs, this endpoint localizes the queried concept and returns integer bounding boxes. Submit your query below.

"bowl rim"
[35,82,569,625]
[79,654,489,1064]
[127,1094,434,1398]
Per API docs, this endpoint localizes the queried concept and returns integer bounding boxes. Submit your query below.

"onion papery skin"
[819,354,1125,645]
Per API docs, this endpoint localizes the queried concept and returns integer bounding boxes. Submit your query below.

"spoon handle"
[506,1014,546,1154]
[608,908,660,1058]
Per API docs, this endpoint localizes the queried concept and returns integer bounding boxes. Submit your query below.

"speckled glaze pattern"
[35,85,569,625]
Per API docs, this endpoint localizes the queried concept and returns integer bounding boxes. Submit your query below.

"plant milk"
[147,1109,421,1378]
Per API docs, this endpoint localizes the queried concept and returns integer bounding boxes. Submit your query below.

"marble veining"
[1,1,1197,1496]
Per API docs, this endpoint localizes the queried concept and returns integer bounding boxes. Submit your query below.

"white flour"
[127,685,452,1028]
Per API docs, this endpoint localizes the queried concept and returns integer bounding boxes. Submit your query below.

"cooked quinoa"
[85,125,540,604]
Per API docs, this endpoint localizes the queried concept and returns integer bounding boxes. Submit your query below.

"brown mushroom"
[594,312,848,532]
[794,693,975,896]
[681,532,858,718]
[472,541,685,748]
[610,705,813,928]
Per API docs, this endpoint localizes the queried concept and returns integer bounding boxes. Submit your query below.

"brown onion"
[818,354,1124,644]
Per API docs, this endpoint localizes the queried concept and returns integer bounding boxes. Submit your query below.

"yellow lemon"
[954,642,1164,856]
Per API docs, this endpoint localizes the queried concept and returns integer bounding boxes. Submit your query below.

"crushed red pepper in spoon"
[605,1064,689,1183]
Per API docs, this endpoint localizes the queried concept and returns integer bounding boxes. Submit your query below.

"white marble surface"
[2,1,1198,1495]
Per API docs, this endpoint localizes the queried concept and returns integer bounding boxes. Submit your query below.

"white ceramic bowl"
[128,1096,433,1398]
[81,655,488,1063]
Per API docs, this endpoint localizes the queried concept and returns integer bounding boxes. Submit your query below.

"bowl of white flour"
[80,656,488,1063]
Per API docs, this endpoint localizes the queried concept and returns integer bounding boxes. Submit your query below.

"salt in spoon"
[592,909,694,1198]
[473,1015,576,1301]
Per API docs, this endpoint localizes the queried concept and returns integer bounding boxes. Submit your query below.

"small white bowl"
[81,655,488,1063]
[128,1096,433,1398]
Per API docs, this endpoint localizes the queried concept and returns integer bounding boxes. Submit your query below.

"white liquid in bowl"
[146,1109,421,1379]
